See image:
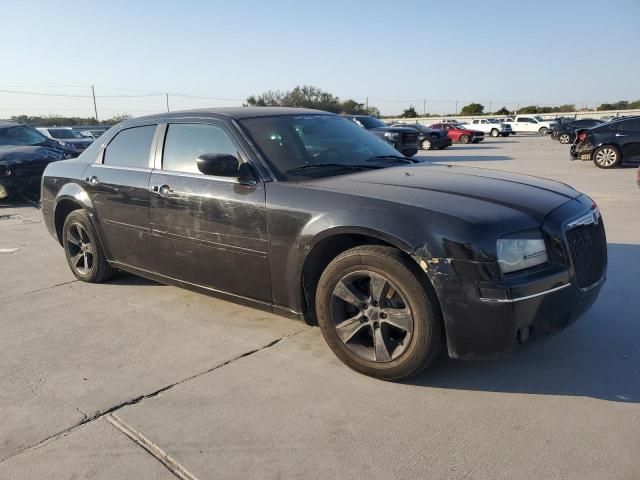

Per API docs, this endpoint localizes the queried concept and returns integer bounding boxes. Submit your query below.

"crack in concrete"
[0,280,79,301]
[0,329,305,465]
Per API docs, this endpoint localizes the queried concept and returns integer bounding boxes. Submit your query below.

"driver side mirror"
[197,153,239,177]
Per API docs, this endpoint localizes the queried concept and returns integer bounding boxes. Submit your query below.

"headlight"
[497,229,548,274]
[384,132,399,140]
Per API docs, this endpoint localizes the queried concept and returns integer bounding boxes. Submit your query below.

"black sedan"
[41,108,607,380]
[551,118,605,144]
[390,123,452,150]
[571,116,640,168]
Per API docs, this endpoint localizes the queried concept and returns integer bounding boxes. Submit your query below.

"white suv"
[506,116,557,135]
[461,119,512,137]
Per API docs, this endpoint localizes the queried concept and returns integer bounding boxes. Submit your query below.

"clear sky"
[1,0,639,117]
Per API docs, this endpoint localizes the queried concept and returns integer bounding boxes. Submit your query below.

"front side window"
[103,125,156,168]
[162,123,238,174]
[49,128,85,139]
[519,117,532,123]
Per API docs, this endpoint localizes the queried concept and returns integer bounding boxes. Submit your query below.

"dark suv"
[390,123,452,150]
[344,115,419,157]
[551,119,605,144]
[41,108,606,380]
[570,116,640,168]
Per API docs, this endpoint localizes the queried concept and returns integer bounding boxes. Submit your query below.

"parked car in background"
[460,119,512,137]
[75,126,110,139]
[390,123,452,150]
[345,115,419,157]
[430,123,484,144]
[570,116,640,168]
[551,119,606,144]
[37,127,93,153]
[0,121,69,199]
[41,107,606,380]
[505,116,557,135]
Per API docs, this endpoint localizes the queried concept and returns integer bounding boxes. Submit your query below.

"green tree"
[518,105,539,114]
[460,103,484,115]
[402,106,418,118]
[245,85,341,113]
[495,107,510,116]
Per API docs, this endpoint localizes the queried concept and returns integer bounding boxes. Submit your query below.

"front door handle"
[151,184,173,197]
[615,133,627,137]
[85,175,99,186]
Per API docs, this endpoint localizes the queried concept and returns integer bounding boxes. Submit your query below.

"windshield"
[240,115,408,179]
[534,116,544,122]
[0,125,48,146]
[49,128,85,139]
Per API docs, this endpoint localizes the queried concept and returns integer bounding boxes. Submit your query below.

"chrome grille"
[566,219,607,289]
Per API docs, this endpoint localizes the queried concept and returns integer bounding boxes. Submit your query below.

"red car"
[430,123,485,144]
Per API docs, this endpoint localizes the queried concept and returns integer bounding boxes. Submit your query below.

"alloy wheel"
[595,148,618,167]
[66,222,94,275]
[330,270,414,362]
[421,139,432,150]
[559,134,570,144]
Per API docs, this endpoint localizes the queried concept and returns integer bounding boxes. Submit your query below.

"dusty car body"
[570,116,640,168]
[41,108,607,379]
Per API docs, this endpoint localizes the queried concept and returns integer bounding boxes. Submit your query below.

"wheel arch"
[53,183,94,245]
[299,227,437,324]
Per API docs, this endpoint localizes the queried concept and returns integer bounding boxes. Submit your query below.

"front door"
[148,121,271,302]
[83,124,158,268]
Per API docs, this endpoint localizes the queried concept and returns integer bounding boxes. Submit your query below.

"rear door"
[83,124,158,268]
[148,121,271,301]
[617,119,640,162]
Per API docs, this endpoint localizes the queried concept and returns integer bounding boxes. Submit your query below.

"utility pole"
[166,93,170,112]
[489,101,492,114]
[91,85,99,123]
[455,101,458,115]
[423,99,426,117]
[365,96,368,112]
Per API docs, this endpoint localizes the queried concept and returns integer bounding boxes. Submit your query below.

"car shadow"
[444,145,498,151]
[406,243,640,403]
[109,273,160,286]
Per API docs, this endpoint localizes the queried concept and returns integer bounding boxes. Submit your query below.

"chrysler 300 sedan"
[41,108,607,380]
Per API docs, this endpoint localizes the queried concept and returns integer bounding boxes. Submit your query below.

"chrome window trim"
[480,282,572,303]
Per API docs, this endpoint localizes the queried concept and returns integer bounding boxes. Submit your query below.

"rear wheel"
[315,246,442,380]
[558,133,571,144]
[539,127,548,135]
[490,128,500,137]
[501,133,510,137]
[62,210,115,283]
[421,139,432,150]
[459,135,470,144]
[593,146,621,169]
[402,149,418,158]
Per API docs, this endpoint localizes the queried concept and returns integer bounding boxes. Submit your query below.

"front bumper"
[414,197,606,359]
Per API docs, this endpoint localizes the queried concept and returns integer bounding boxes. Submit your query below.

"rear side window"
[162,123,238,174]
[103,125,156,168]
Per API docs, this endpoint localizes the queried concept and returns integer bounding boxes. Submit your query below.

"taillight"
[578,132,587,142]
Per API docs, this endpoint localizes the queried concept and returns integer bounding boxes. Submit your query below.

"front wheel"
[315,246,442,380]
[593,146,621,169]
[490,128,500,137]
[62,210,115,283]
[421,139,432,150]
[459,135,470,144]
[501,133,510,137]
[558,133,571,144]
[539,127,548,135]
[402,149,418,158]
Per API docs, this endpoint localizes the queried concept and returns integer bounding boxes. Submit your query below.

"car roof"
[0,120,21,129]
[132,107,332,124]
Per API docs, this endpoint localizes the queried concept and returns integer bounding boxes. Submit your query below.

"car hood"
[0,145,65,166]
[57,138,92,146]
[304,163,580,224]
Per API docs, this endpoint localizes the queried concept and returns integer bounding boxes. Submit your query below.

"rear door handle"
[615,133,627,137]
[85,175,99,186]
[151,184,173,197]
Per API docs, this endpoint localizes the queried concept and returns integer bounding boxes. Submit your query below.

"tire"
[538,127,548,135]
[437,146,447,150]
[402,149,418,158]
[501,133,510,137]
[421,139,432,150]
[459,135,470,144]
[62,210,115,283]
[315,245,443,380]
[490,128,500,137]
[592,146,621,169]
[558,133,571,144]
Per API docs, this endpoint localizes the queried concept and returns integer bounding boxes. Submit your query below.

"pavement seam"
[0,328,306,464]
[106,414,200,480]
